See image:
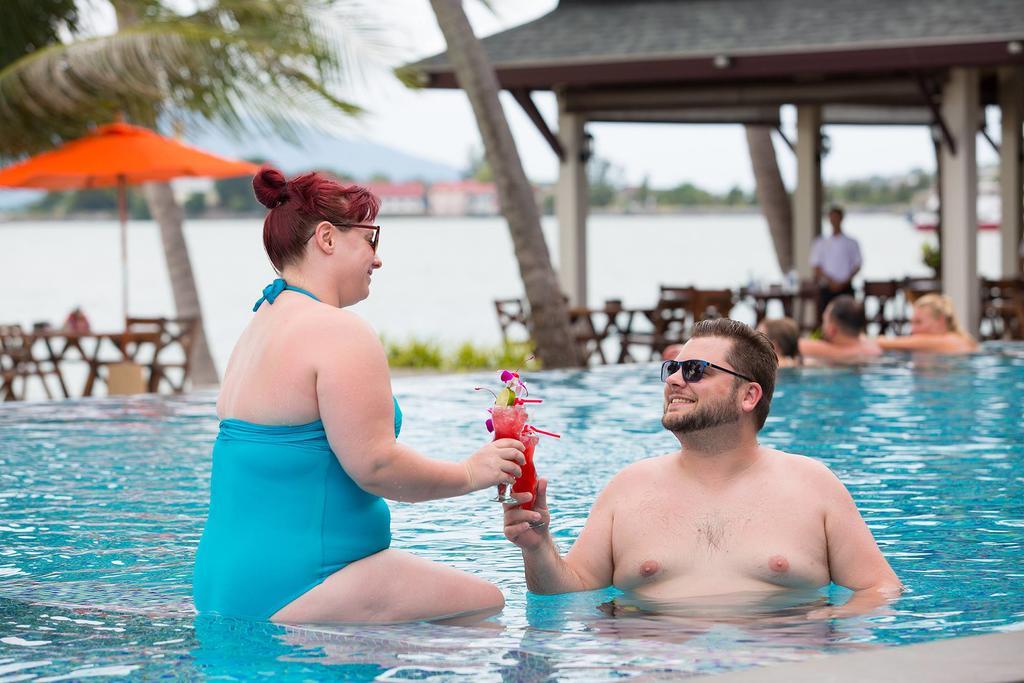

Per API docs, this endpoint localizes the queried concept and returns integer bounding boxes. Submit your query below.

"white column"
[941,68,980,332]
[999,67,1023,277]
[793,105,822,279]
[555,97,589,305]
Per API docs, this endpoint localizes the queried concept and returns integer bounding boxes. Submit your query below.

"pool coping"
[697,630,1024,682]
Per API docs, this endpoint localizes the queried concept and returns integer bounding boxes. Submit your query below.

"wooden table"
[566,303,651,364]
[18,329,163,398]
[739,284,819,332]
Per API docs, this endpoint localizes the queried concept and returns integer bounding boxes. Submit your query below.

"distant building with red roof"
[364,181,427,216]
[428,180,499,216]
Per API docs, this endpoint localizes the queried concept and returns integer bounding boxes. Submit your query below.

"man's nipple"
[768,555,790,573]
[639,560,661,578]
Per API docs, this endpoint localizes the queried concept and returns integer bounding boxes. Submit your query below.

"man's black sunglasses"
[661,359,755,384]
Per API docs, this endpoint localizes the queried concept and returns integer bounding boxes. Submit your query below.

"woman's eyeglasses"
[338,223,380,252]
[307,222,381,252]
[661,359,754,384]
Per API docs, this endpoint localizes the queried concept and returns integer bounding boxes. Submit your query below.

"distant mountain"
[0,126,461,212]
[184,126,461,182]
[0,189,42,211]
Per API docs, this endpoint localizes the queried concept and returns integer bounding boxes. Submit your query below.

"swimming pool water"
[1,347,1022,680]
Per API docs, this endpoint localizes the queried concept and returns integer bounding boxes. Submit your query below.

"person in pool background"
[504,318,901,617]
[755,317,801,368]
[798,295,881,364]
[194,167,526,625]
[877,293,979,354]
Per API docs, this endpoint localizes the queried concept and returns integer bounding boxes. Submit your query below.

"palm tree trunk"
[745,125,794,273]
[429,0,580,368]
[142,182,219,386]
[114,1,218,387]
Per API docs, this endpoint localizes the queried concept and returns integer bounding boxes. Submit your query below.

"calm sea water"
[0,351,1022,680]
[0,212,1006,380]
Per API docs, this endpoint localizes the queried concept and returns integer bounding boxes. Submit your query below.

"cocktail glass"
[511,428,539,506]
[491,404,528,502]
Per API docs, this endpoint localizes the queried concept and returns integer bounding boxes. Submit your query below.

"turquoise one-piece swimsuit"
[193,279,400,620]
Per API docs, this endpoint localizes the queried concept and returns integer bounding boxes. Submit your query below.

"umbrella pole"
[118,175,128,324]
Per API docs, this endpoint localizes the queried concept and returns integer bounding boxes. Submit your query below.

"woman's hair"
[914,293,965,335]
[252,166,380,272]
[758,317,800,360]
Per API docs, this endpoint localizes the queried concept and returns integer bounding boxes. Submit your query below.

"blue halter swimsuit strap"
[252,278,321,311]
[194,279,402,620]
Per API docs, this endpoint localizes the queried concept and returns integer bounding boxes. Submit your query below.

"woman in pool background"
[193,167,526,625]
[756,317,801,368]
[877,293,979,354]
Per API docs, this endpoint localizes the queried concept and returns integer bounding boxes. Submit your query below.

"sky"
[83,0,1003,193]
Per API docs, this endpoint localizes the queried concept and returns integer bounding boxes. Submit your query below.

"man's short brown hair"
[826,295,866,336]
[690,318,777,430]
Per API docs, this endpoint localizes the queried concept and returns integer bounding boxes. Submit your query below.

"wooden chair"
[0,324,59,400]
[568,307,608,364]
[691,288,735,321]
[902,277,942,304]
[862,279,902,336]
[125,317,199,393]
[980,278,1024,340]
[494,298,531,343]
[618,290,693,362]
[0,342,17,401]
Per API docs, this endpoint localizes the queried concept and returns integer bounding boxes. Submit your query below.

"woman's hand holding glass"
[463,438,526,492]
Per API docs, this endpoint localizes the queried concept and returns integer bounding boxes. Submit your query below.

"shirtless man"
[504,318,901,615]
[799,295,881,364]
[878,293,978,354]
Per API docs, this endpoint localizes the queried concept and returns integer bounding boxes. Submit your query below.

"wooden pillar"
[999,67,1024,277]
[556,93,588,305]
[793,105,822,278]
[940,68,980,332]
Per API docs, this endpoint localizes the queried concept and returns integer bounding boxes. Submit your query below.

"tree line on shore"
[16,165,937,219]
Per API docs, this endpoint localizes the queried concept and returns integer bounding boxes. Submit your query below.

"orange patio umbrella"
[0,122,260,319]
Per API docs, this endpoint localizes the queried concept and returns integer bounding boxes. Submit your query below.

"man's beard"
[662,386,741,434]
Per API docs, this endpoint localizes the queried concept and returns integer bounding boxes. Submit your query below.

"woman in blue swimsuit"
[193,167,526,624]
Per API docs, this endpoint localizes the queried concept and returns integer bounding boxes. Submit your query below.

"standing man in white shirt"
[810,205,862,323]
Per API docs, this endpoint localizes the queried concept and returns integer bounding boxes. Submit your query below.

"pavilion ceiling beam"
[821,105,933,125]
[585,105,780,125]
[510,89,565,162]
[916,75,957,155]
[563,79,923,112]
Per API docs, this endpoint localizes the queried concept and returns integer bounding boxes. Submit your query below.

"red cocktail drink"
[491,405,528,502]
[511,429,539,510]
[491,404,528,439]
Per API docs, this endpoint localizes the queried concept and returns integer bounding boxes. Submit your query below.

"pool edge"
[696,630,1024,682]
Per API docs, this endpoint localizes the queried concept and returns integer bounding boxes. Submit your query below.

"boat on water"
[910,182,1001,231]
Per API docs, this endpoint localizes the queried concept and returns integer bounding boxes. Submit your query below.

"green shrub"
[451,342,493,369]
[381,337,540,371]
[922,242,940,273]
[384,337,444,369]
[493,342,539,371]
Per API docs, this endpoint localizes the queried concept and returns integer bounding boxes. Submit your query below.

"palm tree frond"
[0,0,393,160]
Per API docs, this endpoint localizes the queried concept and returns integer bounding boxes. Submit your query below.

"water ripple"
[0,349,1022,679]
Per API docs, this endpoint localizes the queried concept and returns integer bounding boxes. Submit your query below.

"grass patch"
[382,337,538,371]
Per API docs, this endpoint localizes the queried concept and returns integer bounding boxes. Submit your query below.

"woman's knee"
[463,575,504,612]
